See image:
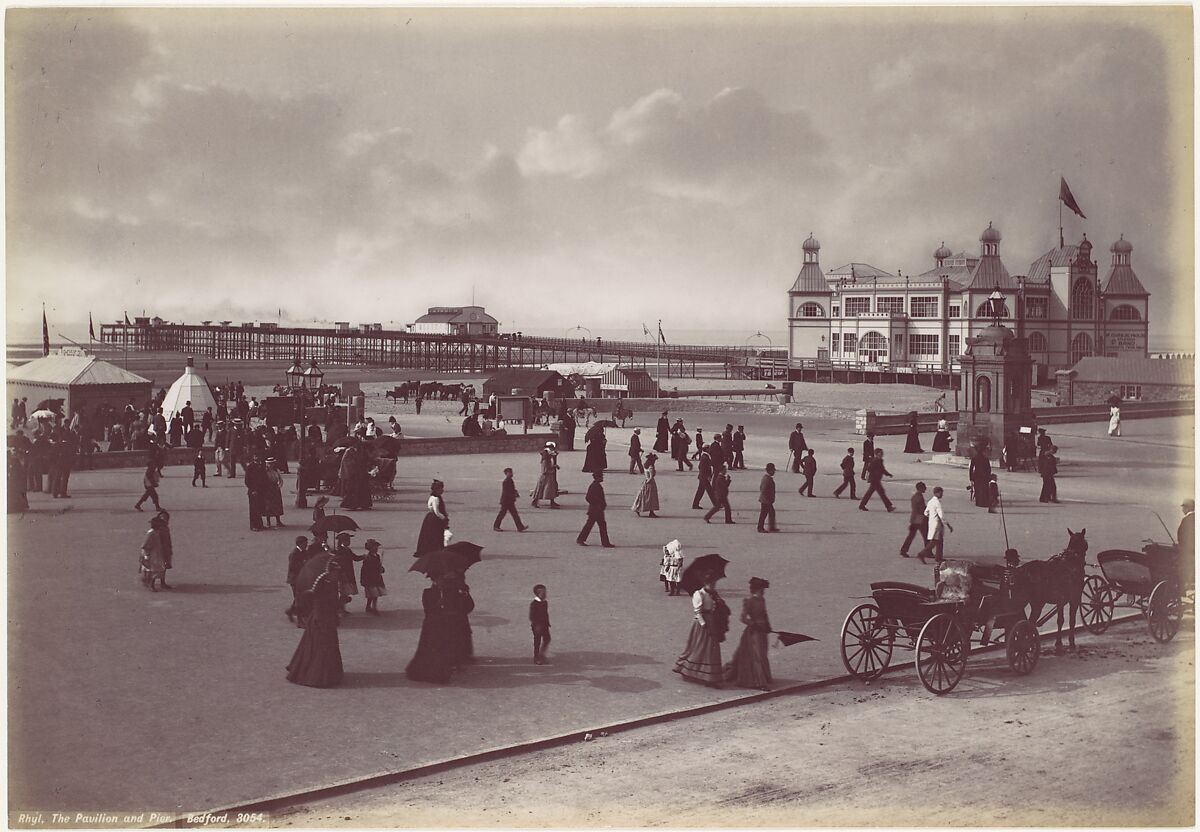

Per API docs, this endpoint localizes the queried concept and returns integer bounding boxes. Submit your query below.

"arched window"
[1027,331,1048,353]
[860,331,888,357]
[975,299,1009,318]
[799,302,825,318]
[1110,304,1142,321]
[1070,278,1094,319]
[1071,332,1093,364]
[975,375,992,412]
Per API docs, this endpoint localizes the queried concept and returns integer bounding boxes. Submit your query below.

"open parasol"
[294,549,335,595]
[29,410,58,421]
[409,541,484,577]
[679,553,730,595]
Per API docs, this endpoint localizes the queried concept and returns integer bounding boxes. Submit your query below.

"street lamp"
[302,360,324,391]
[285,357,305,391]
[566,325,591,340]
[988,285,1005,326]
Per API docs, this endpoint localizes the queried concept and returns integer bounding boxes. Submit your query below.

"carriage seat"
[869,581,933,599]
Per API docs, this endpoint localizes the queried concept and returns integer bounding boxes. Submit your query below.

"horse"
[1020,528,1089,654]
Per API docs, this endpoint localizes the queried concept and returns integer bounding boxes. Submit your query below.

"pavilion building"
[786,224,1150,384]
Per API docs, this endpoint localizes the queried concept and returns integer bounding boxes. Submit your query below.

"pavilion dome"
[802,233,820,253]
[1111,235,1133,255]
[934,242,953,260]
[980,223,1001,244]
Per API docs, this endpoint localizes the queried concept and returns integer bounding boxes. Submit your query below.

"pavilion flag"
[124,311,131,325]
[658,322,666,344]
[1059,177,1087,219]
[41,307,50,356]
[89,312,95,340]
[643,323,651,338]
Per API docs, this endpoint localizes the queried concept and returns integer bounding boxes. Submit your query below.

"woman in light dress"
[632,453,660,518]
[1108,404,1122,437]
[673,571,730,686]
[531,442,561,508]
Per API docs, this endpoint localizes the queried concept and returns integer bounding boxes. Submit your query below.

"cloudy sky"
[6,6,1193,344]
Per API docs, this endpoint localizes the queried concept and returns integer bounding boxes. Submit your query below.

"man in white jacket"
[918,486,953,564]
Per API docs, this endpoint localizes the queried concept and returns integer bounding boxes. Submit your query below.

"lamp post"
[293,359,323,508]
[745,331,773,379]
[988,285,1005,327]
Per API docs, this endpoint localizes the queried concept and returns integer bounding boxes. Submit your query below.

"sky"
[5,6,1194,345]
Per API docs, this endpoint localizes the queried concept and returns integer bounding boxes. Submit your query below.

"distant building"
[411,306,499,336]
[786,225,1150,383]
[1056,357,1192,405]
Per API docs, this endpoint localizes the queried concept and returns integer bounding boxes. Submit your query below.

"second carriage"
[840,558,1042,695]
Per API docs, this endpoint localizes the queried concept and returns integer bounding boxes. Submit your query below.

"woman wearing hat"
[725,577,773,690]
[531,443,561,509]
[632,453,660,518]
[406,574,455,684]
[286,557,344,688]
[673,571,730,687]
[415,480,449,555]
[263,458,285,528]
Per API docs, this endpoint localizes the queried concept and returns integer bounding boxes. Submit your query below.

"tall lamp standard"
[292,359,323,508]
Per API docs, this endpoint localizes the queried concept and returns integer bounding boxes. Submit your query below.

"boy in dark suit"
[530,584,551,665]
[798,449,817,497]
[494,467,528,531]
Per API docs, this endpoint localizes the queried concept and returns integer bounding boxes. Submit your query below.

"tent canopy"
[161,361,218,420]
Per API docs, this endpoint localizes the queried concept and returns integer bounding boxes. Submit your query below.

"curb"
[156,610,1148,826]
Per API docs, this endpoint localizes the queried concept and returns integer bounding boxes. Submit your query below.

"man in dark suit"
[704,465,734,524]
[900,482,928,557]
[859,449,895,512]
[798,449,817,497]
[757,463,778,533]
[628,428,644,475]
[692,447,715,509]
[833,447,856,499]
[861,433,876,480]
[1178,499,1194,561]
[732,426,747,469]
[244,454,268,531]
[721,425,734,469]
[1038,445,1059,503]
[494,467,528,532]
[788,423,807,473]
[577,472,614,547]
[181,401,195,432]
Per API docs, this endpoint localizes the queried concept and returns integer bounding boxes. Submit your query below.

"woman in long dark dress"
[969,443,993,508]
[931,417,952,452]
[443,572,476,668]
[415,480,449,556]
[7,450,27,513]
[724,577,773,690]
[405,576,455,684]
[581,427,607,473]
[286,559,344,688]
[903,412,924,453]
[653,411,670,454]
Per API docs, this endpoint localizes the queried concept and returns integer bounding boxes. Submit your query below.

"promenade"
[7,412,1193,815]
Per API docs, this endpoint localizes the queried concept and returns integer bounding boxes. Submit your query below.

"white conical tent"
[160,358,218,421]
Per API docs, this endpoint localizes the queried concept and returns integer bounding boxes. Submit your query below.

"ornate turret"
[789,232,829,294]
[965,222,1017,291]
[1101,235,1149,296]
[934,241,952,268]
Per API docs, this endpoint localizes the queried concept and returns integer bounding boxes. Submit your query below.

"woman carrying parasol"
[673,567,730,687]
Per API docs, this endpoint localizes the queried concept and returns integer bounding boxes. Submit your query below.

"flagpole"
[656,319,661,397]
[1059,196,1063,249]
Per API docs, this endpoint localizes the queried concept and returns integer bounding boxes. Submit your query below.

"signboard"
[1106,332,1146,353]
[341,381,362,397]
[498,396,531,433]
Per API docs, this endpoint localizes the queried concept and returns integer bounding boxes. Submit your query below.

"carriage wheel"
[916,614,967,695]
[839,603,894,681]
[1147,581,1183,643]
[1005,619,1041,675]
[1080,575,1115,635]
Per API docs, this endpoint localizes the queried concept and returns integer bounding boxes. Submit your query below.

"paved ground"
[7,412,1194,816]
[282,626,1195,828]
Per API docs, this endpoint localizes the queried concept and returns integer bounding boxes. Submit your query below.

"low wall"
[70,432,559,470]
[394,432,557,457]
[614,397,789,417]
[856,399,1193,435]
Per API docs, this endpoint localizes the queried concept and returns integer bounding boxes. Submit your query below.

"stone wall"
[1055,375,1194,406]
[856,400,1193,435]
[76,432,559,470]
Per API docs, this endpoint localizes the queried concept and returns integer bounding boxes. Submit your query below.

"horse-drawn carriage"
[1081,541,1192,643]
[840,530,1092,694]
[840,560,1040,694]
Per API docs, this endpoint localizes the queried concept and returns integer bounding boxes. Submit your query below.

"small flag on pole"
[41,306,50,356]
[643,323,650,338]
[89,313,96,340]
[124,311,131,325]
[658,322,666,344]
[1059,177,1087,219]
